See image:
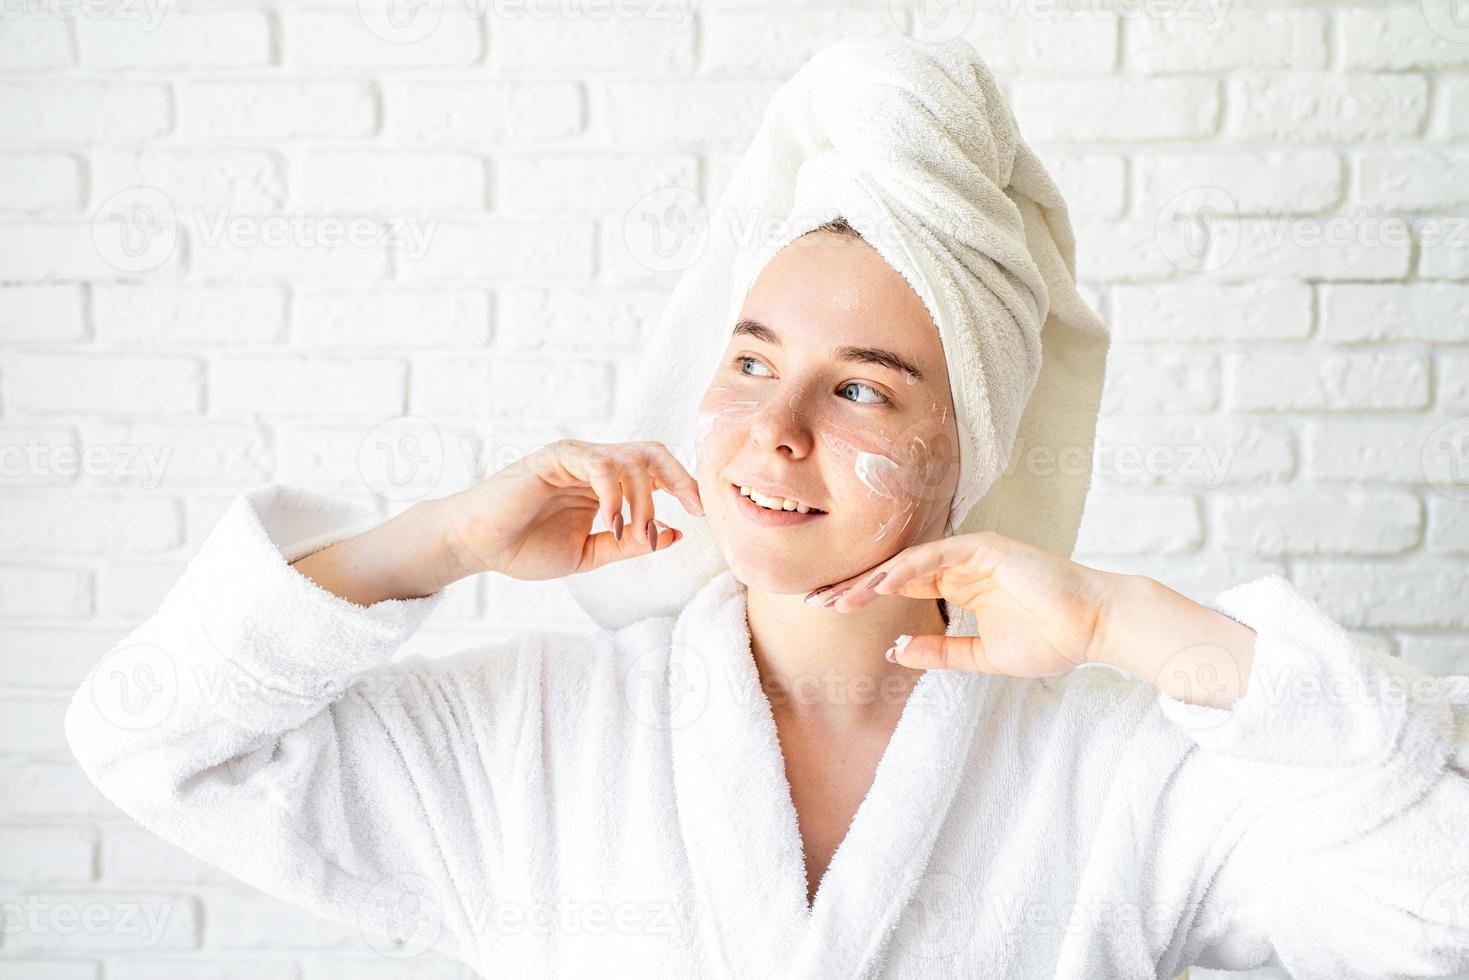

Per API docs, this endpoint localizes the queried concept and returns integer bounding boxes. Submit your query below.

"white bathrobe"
[65,485,1469,979]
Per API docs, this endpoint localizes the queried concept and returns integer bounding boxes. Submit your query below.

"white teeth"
[739,485,815,514]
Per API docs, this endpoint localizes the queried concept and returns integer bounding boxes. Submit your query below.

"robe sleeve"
[63,483,489,966]
[1156,573,1469,978]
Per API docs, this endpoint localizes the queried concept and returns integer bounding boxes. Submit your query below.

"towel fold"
[567,35,1110,630]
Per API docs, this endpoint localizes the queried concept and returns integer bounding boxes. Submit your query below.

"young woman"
[66,36,1468,980]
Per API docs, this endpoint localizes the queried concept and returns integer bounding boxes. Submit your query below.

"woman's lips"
[730,482,826,528]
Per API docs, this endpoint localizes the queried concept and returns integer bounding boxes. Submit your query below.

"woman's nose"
[749,393,815,458]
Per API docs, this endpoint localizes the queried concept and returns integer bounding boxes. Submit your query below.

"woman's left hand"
[810,530,1126,677]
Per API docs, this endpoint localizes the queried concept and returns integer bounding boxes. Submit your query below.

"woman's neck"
[744,584,947,730]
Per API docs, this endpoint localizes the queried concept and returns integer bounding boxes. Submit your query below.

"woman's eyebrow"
[732,319,926,383]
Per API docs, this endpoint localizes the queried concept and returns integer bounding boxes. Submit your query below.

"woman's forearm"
[290,496,476,606]
[1098,575,1259,711]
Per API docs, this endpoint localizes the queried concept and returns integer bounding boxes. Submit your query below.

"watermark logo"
[92,186,178,275]
[88,642,178,732]
[623,185,708,274]
[625,643,710,731]
[358,415,446,502]
[1156,186,1239,274]
[1423,416,1469,501]
[357,872,444,958]
[893,869,978,959]
[1149,641,1243,731]
[1421,0,1469,43]
[1421,872,1469,947]
[896,0,977,42]
[360,0,444,44]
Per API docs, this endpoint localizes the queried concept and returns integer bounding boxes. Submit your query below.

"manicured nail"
[612,512,623,542]
[823,589,847,607]
[884,645,897,663]
[646,519,658,551]
[864,572,887,591]
[894,634,913,654]
[804,590,826,605]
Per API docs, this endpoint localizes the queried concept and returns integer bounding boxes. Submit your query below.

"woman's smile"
[731,482,828,527]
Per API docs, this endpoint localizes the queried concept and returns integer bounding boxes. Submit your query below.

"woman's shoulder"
[387,610,683,706]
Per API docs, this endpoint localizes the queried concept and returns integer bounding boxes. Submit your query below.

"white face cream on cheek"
[694,385,760,473]
[818,401,956,546]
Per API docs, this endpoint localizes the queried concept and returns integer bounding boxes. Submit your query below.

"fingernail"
[823,589,846,607]
[864,572,887,591]
[646,519,658,551]
[612,512,623,542]
[804,587,828,605]
[884,645,897,663]
[894,634,913,653]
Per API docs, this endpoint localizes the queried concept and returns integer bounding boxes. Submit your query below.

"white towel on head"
[566,35,1110,631]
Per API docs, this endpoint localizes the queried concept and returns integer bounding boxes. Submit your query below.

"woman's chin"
[719,548,827,597]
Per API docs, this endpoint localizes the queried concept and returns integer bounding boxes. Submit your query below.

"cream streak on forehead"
[828,288,861,311]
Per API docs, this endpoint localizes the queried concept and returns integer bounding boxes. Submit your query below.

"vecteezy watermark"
[1149,640,1245,731]
[92,186,438,275]
[1421,0,1469,43]
[478,0,693,27]
[1157,186,1468,275]
[1423,416,1469,501]
[355,418,575,503]
[359,415,446,502]
[0,0,172,30]
[1420,872,1469,948]
[88,642,179,732]
[1156,186,1241,274]
[624,642,710,732]
[891,0,976,43]
[1153,636,1469,734]
[985,893,1242,944]
[462,893,683,938]
[892,869,979,960]
[358,0,444,45]
[357,872,444,958]
[357,0,694,45]
[0,895,183,949]
[0,437,172,489]
[994,0,1231,29]
[92,187,179,276]
[1003,433,1239,489]
[621,189,997,276]
[192,211,436,261]
[354,874,686,959]
[623,186,709,275]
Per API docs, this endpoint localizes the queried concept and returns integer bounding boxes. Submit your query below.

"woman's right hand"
[290,440,704,607]
[440,439,705,583]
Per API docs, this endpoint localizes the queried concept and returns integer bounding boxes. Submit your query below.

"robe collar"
[667,569,987,979]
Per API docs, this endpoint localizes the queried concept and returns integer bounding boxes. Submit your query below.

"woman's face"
[695,230,961,595]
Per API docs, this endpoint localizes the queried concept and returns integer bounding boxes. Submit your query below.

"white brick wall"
[0,1,1465,978]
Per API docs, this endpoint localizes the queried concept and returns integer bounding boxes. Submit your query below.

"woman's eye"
[735,355,772,377]
[838,381,888,405]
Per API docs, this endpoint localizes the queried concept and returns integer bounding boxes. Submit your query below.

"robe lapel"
[669,570,812,978]
[669,571,988,980]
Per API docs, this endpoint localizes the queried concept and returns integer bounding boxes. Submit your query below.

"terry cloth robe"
[65,484,1469,979]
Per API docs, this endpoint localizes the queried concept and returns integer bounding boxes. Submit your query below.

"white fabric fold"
[567,35,1110,631]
